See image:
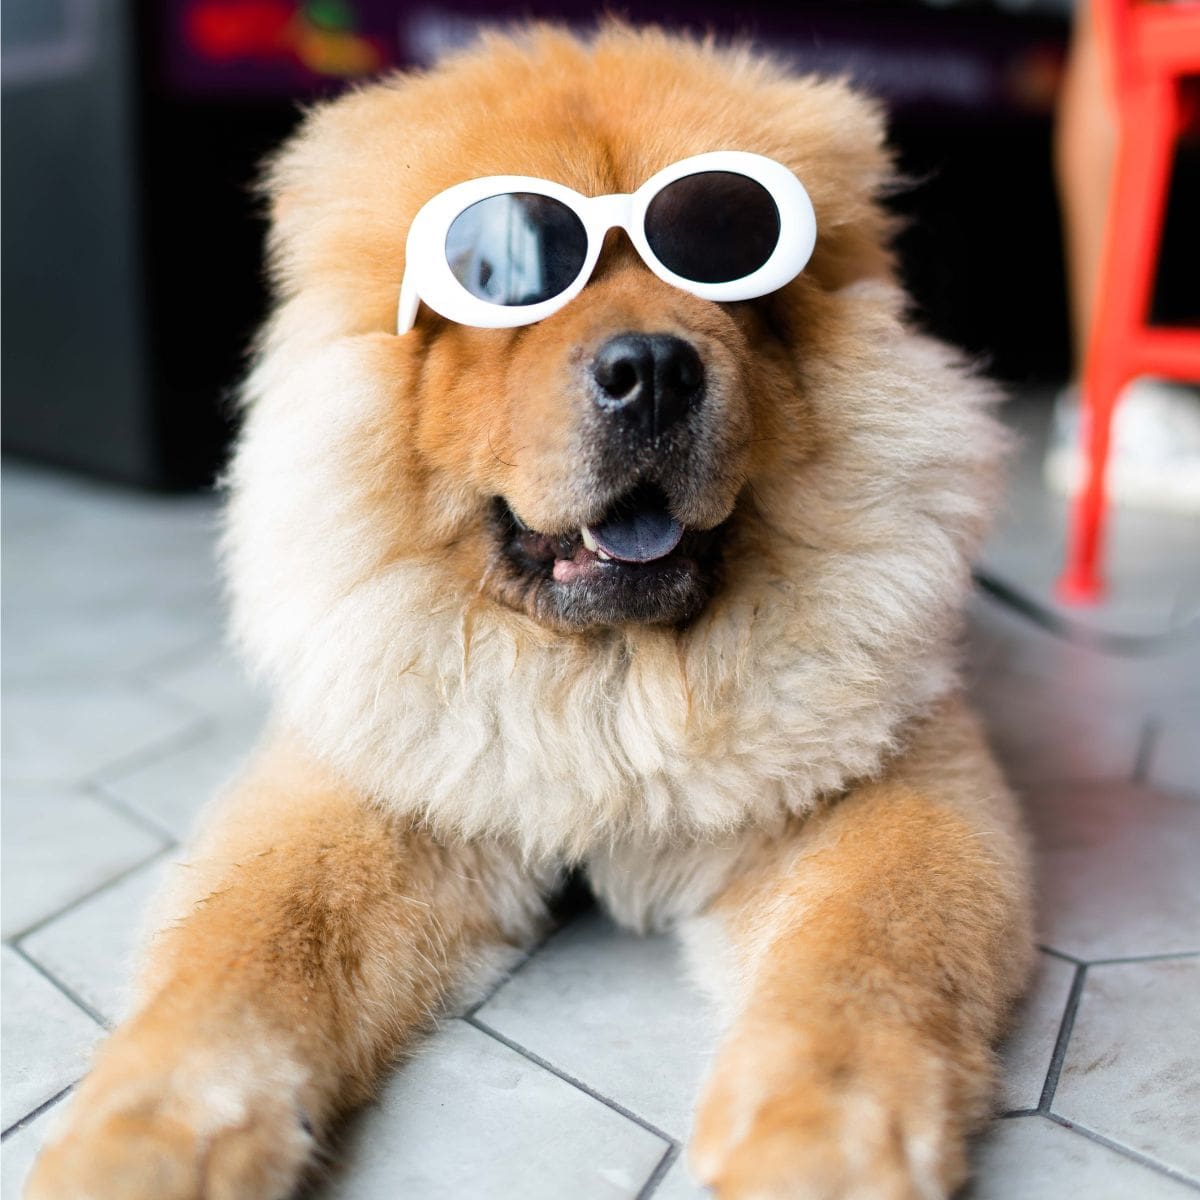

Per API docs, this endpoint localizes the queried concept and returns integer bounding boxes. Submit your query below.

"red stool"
[1058,0,1200,605]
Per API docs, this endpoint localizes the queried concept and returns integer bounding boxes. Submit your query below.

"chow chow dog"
[28,24,1033,1200]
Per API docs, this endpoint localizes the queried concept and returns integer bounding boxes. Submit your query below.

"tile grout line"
[7,843,177,945]
[460,917,578,1020]
[1042,1113,1200,1193]
[1133,718,1161,784]
[973,565,1198,658]
[1037,962,1087,1113]
[0,708,217,816]
[8,941,112,1032]
[636,1140,681,1200]
[1037,945,1084,966]
[1037,946,1200,970]
[2,629,225,695]
[124,632,226,690]
[1,1084,76,1142]
[87,712,218,793]
[85,778,182,850]
[462,1014,679,1152]
[1087,949,1200,966]
[1008,770,1168,791]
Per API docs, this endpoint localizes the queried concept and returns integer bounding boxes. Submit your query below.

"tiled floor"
[2,399,1198,1199]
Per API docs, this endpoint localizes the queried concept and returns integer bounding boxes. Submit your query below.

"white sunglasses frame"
[396,150,817,334]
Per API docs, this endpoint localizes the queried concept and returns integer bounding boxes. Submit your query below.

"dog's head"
[227,26,1004,854]
[251,26,897,631]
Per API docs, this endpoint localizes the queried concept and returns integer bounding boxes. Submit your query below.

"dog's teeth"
[596,548,613,561]
[581,526,599,552]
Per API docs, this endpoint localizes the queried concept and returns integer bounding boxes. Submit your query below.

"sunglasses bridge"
[577,192,639,232]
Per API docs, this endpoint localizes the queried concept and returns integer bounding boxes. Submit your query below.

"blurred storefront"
[5,0,1189,487]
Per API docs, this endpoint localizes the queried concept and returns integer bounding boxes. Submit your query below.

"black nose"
[589,333,704,438]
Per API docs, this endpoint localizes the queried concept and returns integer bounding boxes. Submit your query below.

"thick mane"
[224,279,1005,862]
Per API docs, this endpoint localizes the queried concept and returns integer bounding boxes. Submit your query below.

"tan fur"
[29,741,547,1199]
[686,700,1032,1198]
[28,25,1032,1200]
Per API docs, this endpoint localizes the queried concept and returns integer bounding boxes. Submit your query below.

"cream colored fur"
[225,280,1005,888]
[26,29,1033,1200]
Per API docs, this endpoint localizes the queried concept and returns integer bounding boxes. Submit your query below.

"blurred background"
[3,0,1195,489]
[4,8,1199,1197]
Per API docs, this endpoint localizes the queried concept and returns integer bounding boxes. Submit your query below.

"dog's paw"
[25,1032,314,1200]
[688,1022,987,1200]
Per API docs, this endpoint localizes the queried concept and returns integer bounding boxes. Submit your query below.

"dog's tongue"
[588,493,683,563]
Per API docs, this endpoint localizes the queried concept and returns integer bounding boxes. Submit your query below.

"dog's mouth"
[490,483,728,628]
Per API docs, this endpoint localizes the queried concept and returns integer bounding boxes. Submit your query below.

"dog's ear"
[255,107,319,302]
[764,75,899,289]
[253,85,421,340]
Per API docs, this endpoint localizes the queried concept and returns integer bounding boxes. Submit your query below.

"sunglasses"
[397,151,817,333]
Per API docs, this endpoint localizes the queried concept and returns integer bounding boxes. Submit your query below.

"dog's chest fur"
[225,283,1005,866]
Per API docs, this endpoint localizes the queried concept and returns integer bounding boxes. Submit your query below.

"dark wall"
[2,0,154,482]
[3,0,1078,489]
[893,120,1071,384]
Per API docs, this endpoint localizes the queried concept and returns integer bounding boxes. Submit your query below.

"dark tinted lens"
[445,192,588,306]
[644,171,780,285]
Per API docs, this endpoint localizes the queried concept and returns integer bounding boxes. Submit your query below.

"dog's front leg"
[26,739,547,1200]
[686,702,1033,1200]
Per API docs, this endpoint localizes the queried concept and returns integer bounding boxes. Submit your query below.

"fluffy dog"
[29,25,1033,1200]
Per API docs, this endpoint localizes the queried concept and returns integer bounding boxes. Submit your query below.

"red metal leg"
[1057,75,1176,604]
[1058,364,1122,603]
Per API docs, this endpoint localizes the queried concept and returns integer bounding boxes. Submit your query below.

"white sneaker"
[1043,377,1200,512]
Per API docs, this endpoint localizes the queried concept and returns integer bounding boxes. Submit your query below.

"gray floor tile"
[313,1020,668,1200]
[5,406,1200,1199]
[981,516,1194,636]
[1176,562,1200,627]
[475,911,719,1142]
[965,1114,1197,1199]
[967,594,1200,719]
[98,719,263,842]
[96,644,270,839]
[0,947,100,1130]
[1,464,221,616]
[1024,781,1200,960]
[1054,958,1200,1182]
[1,786,166,939]
[976,675,1141,786]
[142,643,266,721]
[1147,706,1200,798]
[643,1160,705,1200]
[966,602,1148,785]
[20,857,174,1026]
[1,678,199,787]
[2,595,216,685]
[996,952,1077,1112]
[1,1098,63,1199]
[981,398,1200,635]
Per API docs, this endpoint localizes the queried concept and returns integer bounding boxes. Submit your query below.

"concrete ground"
[3,399,1198,1198]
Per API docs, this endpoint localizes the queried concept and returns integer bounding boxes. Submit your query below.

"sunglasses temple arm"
[397,274,420,335]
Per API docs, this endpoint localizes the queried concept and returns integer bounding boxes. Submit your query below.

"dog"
[28,24,1033,1200]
